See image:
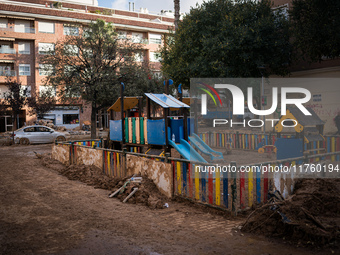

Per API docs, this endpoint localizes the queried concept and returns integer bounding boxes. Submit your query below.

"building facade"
[0,0,174,131]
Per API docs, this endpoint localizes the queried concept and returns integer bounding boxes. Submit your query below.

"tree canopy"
[161,0,291,87]
[40,19,162,138]
[290,0,340,62]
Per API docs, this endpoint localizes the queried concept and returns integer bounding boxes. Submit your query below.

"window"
[64,65,77,76]
[37,126,50,132]
[19,64,30,76]
[14,20,31,33]
[64,45,79,56]
[118,31,127,39]
[20,85,31,97]
[24,127,35,132]
[0,18,7,28]
[63,114,79,124]
[38,43,55,54]
[0,65,14,76]
[149,33,162,44]
[39,85,56,97]
[134,52,144,62]
[38,21,55,34]
[18,42,30,54]
[64,25,79,36]
[131,32,143,43]
[149,52,160,62]
[39,64,54,76]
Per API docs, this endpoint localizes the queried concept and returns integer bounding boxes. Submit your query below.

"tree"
[27,89,56,120]
[174,0,180,30]
[40,19,157,138]
[1,78,27,141]
[161,0,291,87]
[290,0,340,62]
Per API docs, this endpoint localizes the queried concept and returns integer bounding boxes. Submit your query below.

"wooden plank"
[128,118,132,143]
[182,162,187,195]
[188,163,193,198]
[136,117,140,144]
[201,172,206,202]
[240,169,245,209]
[144,117,148,144]
[195,164,200,200]
[107,151,111,176]
[223,172,228,208]
[331,137,335,161]
[248,170,253,208]
[215,169,220,206]
[256,166,261,204]
[263,165,268,203]
[177,161,181,195]
[140,117,144,144]
[208,168,213,204]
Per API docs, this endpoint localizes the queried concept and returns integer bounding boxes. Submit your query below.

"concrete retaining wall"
[52,144,70,165]
[126,155,173,198]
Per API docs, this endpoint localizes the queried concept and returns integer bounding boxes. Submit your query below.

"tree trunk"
[174,0,180,30]
[91,104,97,139]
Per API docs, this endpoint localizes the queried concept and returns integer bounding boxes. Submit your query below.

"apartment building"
[0,0,174,131]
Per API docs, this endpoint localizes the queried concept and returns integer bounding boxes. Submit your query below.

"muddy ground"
[0,144,337,255]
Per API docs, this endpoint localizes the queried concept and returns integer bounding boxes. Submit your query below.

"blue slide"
[189,133,224,161]
[169,138,207,163]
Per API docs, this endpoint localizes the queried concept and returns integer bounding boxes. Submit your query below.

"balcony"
[0,26,35,34]
[0,70,16,76]
[15,27,35,34]
[0,47,16,54]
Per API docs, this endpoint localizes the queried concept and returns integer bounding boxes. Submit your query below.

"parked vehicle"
[13,125,70,145]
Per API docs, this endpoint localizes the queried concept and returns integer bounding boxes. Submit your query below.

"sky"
[97,0,205,14]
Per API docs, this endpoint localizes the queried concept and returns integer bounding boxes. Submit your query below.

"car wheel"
[20,138,30,145]
[56,136,66,142]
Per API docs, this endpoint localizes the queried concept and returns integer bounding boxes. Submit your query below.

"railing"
[0,26,35,33]
[0,48,16,54]
[0,70,16,76]
[15,27,35,34]
[171,151,340,214]
[53,139,340,213]
[198,131,340,154]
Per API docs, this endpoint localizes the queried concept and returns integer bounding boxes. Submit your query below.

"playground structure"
[107,86,223,163]
[274,107,325,160]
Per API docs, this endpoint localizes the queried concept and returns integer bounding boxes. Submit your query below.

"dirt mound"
[41,155,168,209]
[242,179,340,248]
[110,177,168,209]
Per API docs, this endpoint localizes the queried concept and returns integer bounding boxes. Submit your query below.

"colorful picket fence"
[171,151,340,212]
[171,160,269,211]
[71,139,102,148]
[102,150,125,178]
[198,132,340,154]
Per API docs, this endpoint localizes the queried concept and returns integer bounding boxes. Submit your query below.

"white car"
[13,125,70,145]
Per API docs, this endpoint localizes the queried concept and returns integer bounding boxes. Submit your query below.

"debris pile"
[242,179,340,248]
[41,155,168,209]
[109,176,169,209]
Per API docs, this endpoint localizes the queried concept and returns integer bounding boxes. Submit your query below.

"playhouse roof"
[107,97,142,112]
[145,93,190,109]
[287,106,325,126]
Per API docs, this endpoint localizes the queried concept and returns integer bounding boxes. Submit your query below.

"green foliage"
[40,19,162,137]
[161,0,291,87]
[0,78,27,130]
[290,0,340,62]
[27,89,56,120]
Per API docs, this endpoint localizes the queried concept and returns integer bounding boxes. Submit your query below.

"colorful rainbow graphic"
[198,82,223,107]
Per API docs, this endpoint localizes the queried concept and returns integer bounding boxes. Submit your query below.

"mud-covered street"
[0,144,333,254]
